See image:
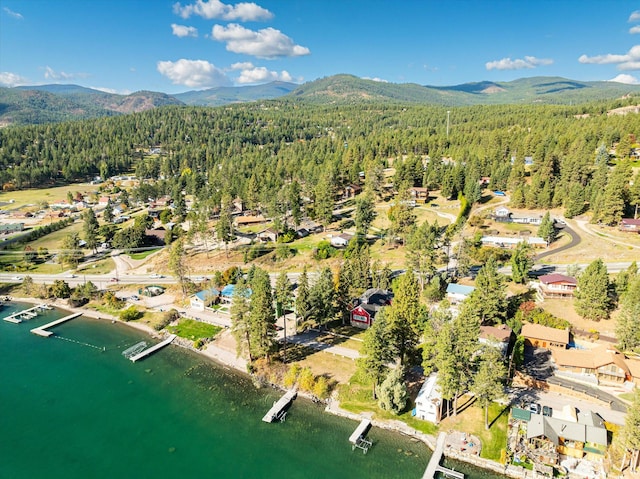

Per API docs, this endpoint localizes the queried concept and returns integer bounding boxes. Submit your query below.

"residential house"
[342,184,362,199]
[98,196,111,207]
[220,284,252,303]
[479,325,512,355]
[525,409,608,461]
[408,187,429,204]
[619,218,640,233]
[480,236,547,249]
[521,323,569,350]
[350,288,393,329]
[190,288,221,311]
[235,215,267,227]
[446,283,475,304]
[494,206,511,221]
[257,227,279,242]
[551,346,631,385]
[414,373,442,424]
[0,223,24,235]
[536,273,577,299]
[625,357,640,386]
[330,233,353,248]
[145,227,166,246]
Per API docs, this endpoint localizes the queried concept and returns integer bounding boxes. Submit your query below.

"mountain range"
[1,75,639,126]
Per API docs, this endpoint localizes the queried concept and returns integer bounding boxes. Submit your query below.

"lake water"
[0,302,505,479]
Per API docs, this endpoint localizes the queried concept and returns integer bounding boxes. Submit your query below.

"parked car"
[528,403,541,414]
[542,406,553,417]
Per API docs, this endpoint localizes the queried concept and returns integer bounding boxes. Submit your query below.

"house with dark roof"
[536,273,577,299]
[619,218,640,233]
[521,323,569,350]
[408,187,429,204]
[350,288,393,329]
[257,227,279,242]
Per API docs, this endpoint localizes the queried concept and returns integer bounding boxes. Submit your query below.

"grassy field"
[128,248,162,260]
[77,257,116,275]
[27,221,84,251]
[0,184,100,210]
[167,318,222,340]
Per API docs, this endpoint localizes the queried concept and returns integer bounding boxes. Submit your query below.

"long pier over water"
[3,304,51,323]
[129,334,176,362]
[31,313,82,337]
[423,432,464,479]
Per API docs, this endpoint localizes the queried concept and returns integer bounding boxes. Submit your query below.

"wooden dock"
[129,334,176,362]
[30,312,82,337]
[3,304,50,323]
[423,432,464,479]
[349,418,372,453]
[262,390,297,423]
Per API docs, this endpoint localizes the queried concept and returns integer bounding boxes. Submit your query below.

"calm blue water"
[0,302,504,479]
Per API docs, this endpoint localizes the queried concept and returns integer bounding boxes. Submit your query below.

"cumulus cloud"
[0,72,29,86]
[629,10,640,22]
[157,59,231,88]
[173,0,272,21]
[609,74,640,84]
[212,23,310,59]
[631,25,640,34]
[3,7,23,19]
[362,76,388,83]
[485,56,553,71]
[171,24,198,37]
[579,45,640,70]
[229,62,293,83]
[43,66,88,81]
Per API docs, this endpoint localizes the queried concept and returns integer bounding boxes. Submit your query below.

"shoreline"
[8,296,513,478]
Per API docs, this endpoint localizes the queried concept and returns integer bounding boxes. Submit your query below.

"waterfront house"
[190,288,221,311]
[536,273,577,299]
[349,288,393,329]
[414,373,442,424]
[521,323,569,350]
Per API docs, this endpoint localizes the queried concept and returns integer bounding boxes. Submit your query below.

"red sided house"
[619,218,640,233]
[350,288,393,329]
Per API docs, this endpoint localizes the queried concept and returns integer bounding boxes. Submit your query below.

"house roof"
[235,215,266,225]
[446,283,475,296]
[360,288,393,306]
[193,288,220,301]
[526,415,607,446]
[521,323,569,345]
[480,325,512,343]
[415,373,441,405]
[220,284,252,298]
[538,273,577,285]
[552,346,631,375]
[625,357,640,379]
[621,218,640,226]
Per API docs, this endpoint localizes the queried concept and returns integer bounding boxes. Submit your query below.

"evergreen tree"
[309,267,336,327]
[59,233,83,268]
[616,276,640,353]
[216,194,235,256]
[377,367,408,414]
[465,256,507,325]
[295,267,312,327]
[357,308,393,399]
[248,268,276,360]
[168,238,188,296]
[510,242,533,284]
[314,174,334,230]
[354,191,376,237]
[619,388,640,472]
[386,271,421,365]
[230,277,252,362]
[103,199,114,223]
[575,259,611,321]
[537,212,556,244]
[274,271,293,362]
[471,346,506,429]
[406,220,441,291]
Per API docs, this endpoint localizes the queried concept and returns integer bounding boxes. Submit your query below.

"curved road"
[534,224,581,261]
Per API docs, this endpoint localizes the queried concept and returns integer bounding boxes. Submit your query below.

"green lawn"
[27,221,84,250]
[167,318,222,340]
[77,257,116,275]
[128,248,162,260]
[0,184,99,210]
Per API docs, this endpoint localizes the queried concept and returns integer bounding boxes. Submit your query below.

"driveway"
[534,224,581,261]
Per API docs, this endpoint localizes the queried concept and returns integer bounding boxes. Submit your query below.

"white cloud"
[43,66,88,81]
[630,25,640,34]
[173,0,272,21]
[0,72,29,86]
[629,10,640,22]
[362,77,388,83]
[3,7,23,19]
[171,24,198,38]
[212,23,310,59]
[579,45,640,70]
[609,74,640,84]
[485,56,553,71]
[237,66,292,84]
[157,59,231,88]
[230,61,255,70]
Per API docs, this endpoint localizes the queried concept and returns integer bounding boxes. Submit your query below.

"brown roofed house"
[552,346,630,385]
[521,323,569,350]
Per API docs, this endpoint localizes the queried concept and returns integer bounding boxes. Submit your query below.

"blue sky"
[2,0,640,94]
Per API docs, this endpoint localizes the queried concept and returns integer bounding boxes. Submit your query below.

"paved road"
[534,224,581,261]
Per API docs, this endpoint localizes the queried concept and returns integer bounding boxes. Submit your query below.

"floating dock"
[423,432,464,479]
[30,312,82,337]
[129,334,176,362]
[3,304,51,323]
[349,418,372,453]
[262,390,297,423]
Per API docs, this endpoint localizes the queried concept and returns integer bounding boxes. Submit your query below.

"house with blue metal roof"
[190,288,220,311]
[446,283,475,304]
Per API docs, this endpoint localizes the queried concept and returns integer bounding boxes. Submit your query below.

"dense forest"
[1,97,640,223]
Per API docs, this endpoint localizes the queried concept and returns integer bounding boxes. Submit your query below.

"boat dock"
[129,334,176,362]
[30,312,83,337]
[262,390,297,423]
[423,432,464,479]
[3,304,51,323]
[349,418,372,453]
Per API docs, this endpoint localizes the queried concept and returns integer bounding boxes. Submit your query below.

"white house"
[330,233,353,248]
[414,373,442,424]
[445,283,475,304]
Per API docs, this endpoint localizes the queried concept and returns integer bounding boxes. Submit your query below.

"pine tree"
[354,191,376,237]
[309,267,335,327]
[248,268,276,360]
[537,212,556,244]
[231,277,252,362]
[377,367,408,414]
[295,267,312,327]
[386,271,421,365]
[619,388,640,472]
[575,259,611,321]
[357,308,393,399]
[471,346,506,429]
[465,256,507,325]
[510,242,533,284]
[168,238,188,296]
[274,271,293,362]
[616,276,640,353]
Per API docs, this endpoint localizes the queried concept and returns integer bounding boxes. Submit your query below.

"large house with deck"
[350,288,393,329]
